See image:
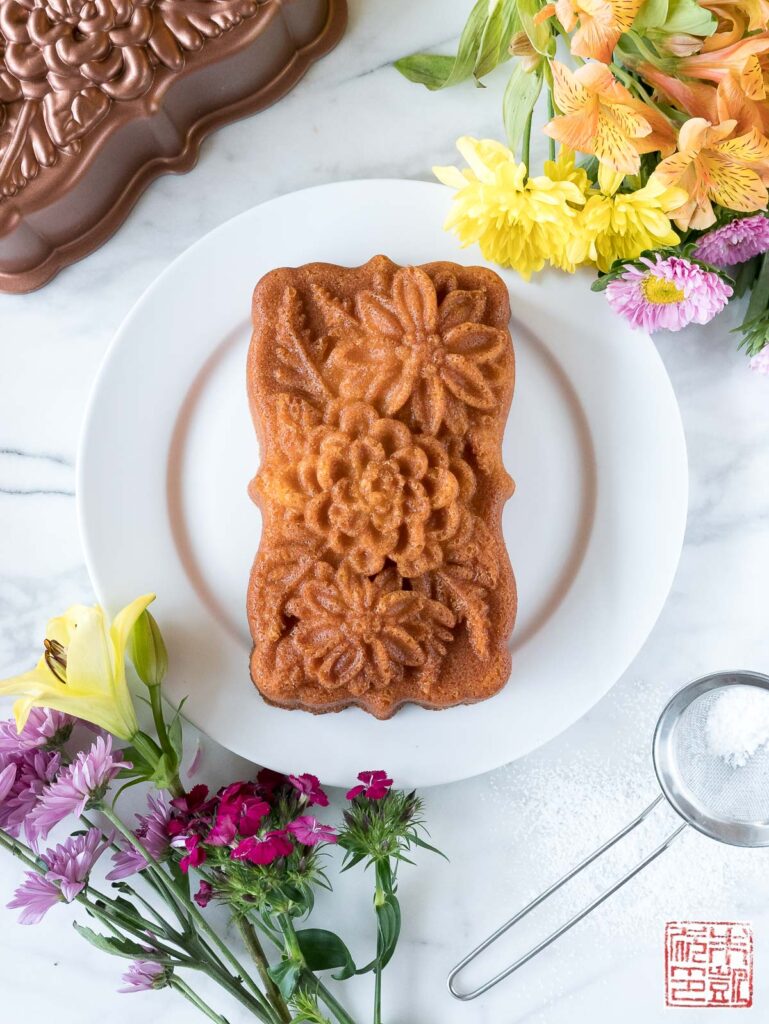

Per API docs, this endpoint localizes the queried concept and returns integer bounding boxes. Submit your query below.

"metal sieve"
[448,670,769,1001]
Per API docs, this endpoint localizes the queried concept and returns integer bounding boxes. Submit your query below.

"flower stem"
[0,828,41,871]
[521,109,533,172]
[547,91,555,161]
[98,802,277,1018]
[148,686,183,797]
[277,914,356,1024]
[171,977,230,1024]
[237,915,292,1023]
[746,251,769,321]
[303,971,358,1024]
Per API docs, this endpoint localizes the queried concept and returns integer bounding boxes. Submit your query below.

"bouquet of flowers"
[397,0,769,372]
[0,595,441,1024]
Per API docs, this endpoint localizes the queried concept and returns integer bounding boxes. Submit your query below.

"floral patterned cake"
[247,255,516,718]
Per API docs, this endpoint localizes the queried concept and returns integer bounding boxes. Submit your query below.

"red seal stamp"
[665,922,753,1008]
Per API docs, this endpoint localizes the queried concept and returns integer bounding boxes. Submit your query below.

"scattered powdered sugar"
[705,684,769,768]
[479,680,764,950]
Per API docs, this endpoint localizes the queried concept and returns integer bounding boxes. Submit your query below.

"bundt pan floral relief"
[0,0,347,292]
[247,255,517,719]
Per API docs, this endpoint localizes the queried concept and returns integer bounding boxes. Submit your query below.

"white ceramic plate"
[78,179,688,788]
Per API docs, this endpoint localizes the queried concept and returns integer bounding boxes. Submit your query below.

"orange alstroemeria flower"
[652,117,769,229]
[544,61,676,176]
[700,0,769,40]
[640,63,769,133]
[677,33,769,99]
[536,0,642,61]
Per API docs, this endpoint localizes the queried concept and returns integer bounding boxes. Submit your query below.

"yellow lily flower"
[544,61,676,176]
[652,116,769,229]
[0,594,155,739]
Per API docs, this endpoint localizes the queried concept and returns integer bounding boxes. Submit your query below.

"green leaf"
[393,54,457,89]
[633,0,669,31]
[407,833,448,860]
[394,0,489,91]
[339,851,366,873]
[150,753,178,791]
[475,0,521,79]
[168,713,184,765]
[517,0,556,56]
[268,960,302,1001]
[656,0,716,34]
[295,928,357,980]
[73,923,149,961]
[376,893,402,970]
[635,0,715,35]
[503,63,543,158]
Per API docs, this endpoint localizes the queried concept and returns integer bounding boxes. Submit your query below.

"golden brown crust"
[247,255,516,718]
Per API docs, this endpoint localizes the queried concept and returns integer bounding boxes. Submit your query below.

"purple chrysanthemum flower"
[0,748,61,840]
[0,763,16,802]
[42,827,110,901]
[286,815,338,846]
[7,873,61,925]
[107,793,171,880]
[119,959,170,994]
[605,255,732,333]
[694,215,769,266]
[750,346,769,375]
[7,827,109,923]
[26,735,129,846]
[0,710,73,754]
[107,845,147,881]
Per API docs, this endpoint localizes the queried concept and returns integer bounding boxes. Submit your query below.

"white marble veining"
[1,1,769,1020]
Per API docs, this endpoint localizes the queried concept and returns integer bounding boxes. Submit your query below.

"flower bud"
[509,31,543,72]
[661,33,704,56]
[129,610,168,688]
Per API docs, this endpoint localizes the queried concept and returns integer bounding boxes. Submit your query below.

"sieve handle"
[447,795,687,1000]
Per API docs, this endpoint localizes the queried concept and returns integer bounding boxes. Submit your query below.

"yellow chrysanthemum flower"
[434,137,586,280]
[567,177,687,272]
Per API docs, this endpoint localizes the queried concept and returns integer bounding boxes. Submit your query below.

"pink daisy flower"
[26,735,129,846]
[346,770,393,801]
[119,959,169,993]
[287,815,338,846]
[605,255,732,333]
[231,829,293,865]
[694,215,769,266]
[750,346,769,375]
[288,773,329,807]
[0,709,73,754]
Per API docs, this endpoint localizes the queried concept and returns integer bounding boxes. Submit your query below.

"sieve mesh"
[668,687,769,825]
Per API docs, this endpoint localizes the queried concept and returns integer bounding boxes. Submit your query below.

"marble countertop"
[2,1,769,1021]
